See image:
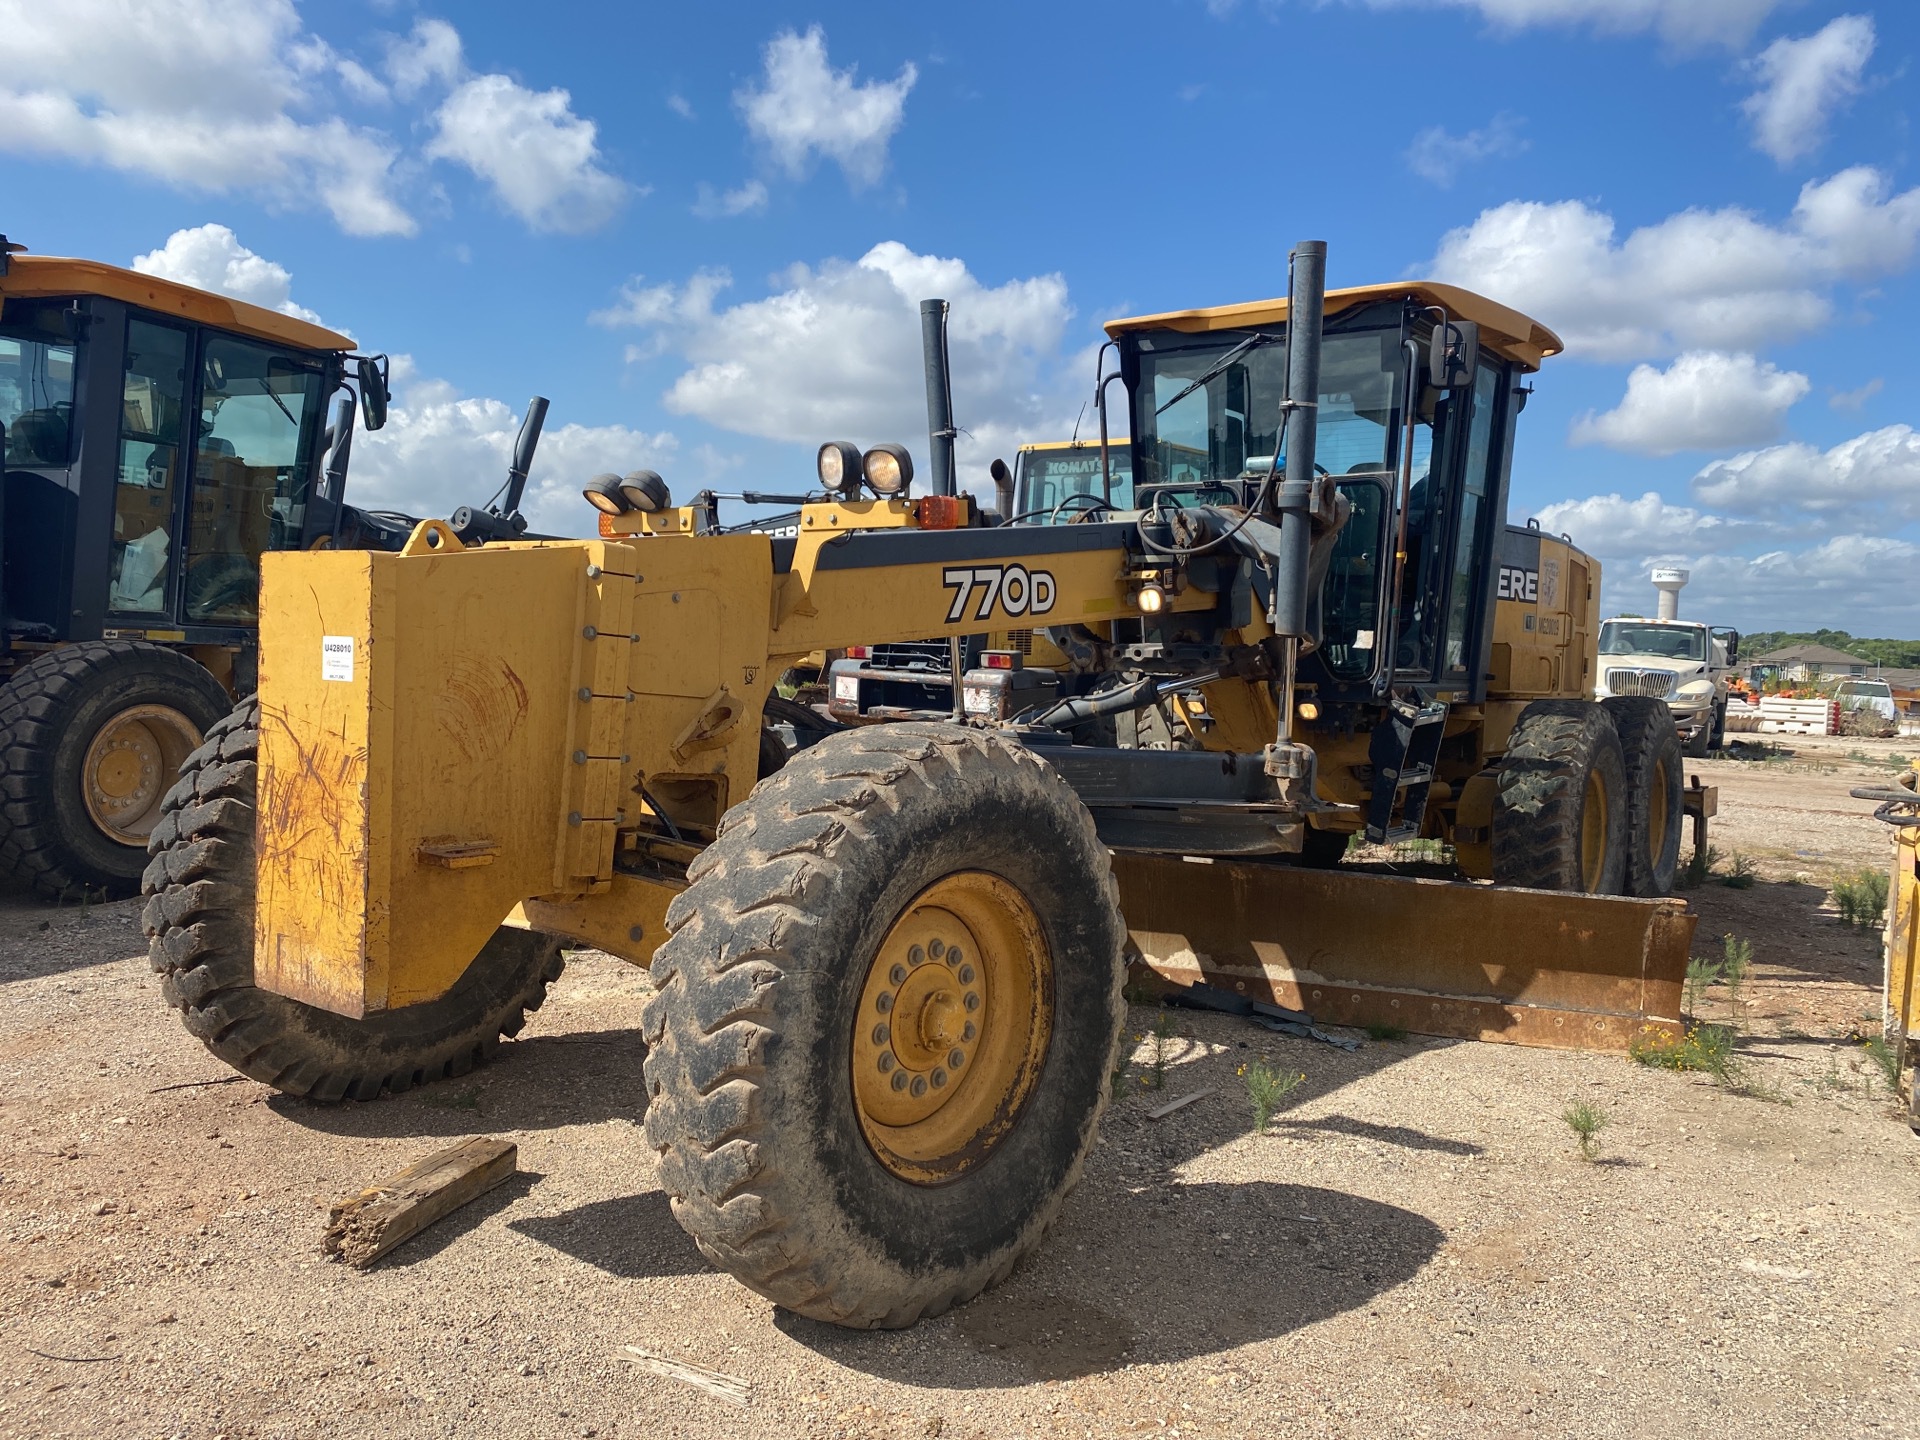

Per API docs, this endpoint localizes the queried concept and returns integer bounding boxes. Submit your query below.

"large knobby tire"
[0,641,233,900]
[641,723,1126,1328]
[140,697,566,1102]
[1491,700,1629,894]
[1602,695,1684,897]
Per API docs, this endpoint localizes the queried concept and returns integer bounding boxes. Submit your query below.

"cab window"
[0,303,77,466]
[185,337,326,621]
[111,318,191,614]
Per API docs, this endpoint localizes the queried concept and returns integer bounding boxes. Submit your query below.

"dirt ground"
[3,732,1916,1440]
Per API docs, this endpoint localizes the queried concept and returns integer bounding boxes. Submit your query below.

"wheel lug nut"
[878,1053,894,1073]
[872,1023,890,1044]
[930,1069,948,1088]
[908,945,925,965]
[947,947,964,968]
[930,939,945,959]
[910,1076,927,1097]
[948,1049,965,1069]
[963,993,980,1011]
[875,993,893,1013]
[889,963,907,985]
[957,964,975,985]
[962,1021,976,1041]
[891,1071,908,1091]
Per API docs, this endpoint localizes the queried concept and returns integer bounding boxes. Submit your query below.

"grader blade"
[1114,854,1692,1052]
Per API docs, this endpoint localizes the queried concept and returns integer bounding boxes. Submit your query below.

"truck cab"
[1592,618,1739,755]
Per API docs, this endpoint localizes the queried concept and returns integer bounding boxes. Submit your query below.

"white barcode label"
[322,636,355,682]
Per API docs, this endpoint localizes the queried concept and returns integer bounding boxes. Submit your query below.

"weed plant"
[1723,853,1758,889]
[1240,1060,1304,1134]
[1832,867,1890,930]
[1561,1099,1609,1160]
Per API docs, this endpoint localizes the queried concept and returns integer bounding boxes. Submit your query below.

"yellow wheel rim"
[851,872,1053,1185]
[82,704,202,846]
[1647,754,1671,865]
[1580,766,1610,892]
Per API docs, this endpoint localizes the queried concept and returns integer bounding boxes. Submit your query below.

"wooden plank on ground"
[621,1346,752,1407]
[324,1136,517,1268]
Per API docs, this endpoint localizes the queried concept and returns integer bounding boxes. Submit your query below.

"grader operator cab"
[140,242,1697,1331]
[0,237,398,899]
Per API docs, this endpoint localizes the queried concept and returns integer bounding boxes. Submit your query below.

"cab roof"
[1018,438,1129,453]
[1104,282,1563,371]
[0,252,356,354]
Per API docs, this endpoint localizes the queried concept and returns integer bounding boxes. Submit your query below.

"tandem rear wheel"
[1491,700,1629,895]
[641,723,1127,1328]
[140,697,567,1101]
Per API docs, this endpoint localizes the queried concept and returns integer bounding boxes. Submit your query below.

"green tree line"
[1740,629,1920,668]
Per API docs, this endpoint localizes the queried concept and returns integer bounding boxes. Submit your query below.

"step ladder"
[1364,697,1449,844]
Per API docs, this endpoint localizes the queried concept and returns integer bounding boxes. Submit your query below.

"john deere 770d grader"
[141,243,1695,1328]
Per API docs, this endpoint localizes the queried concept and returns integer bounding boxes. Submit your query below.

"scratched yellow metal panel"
[253,550,382,1016]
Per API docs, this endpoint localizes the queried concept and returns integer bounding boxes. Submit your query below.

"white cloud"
[131,225,324,325]
[0,0,413,236]
[1690,425,1920,522]
[1829,378,1883,412]
[1741,15,1874,165]
[667,93,695,121]
[736,27,917,189]
[693,180,769,219]
[1405,113,1527,187]
[1532,490,1772,557]
[427,75,627,233]
[1569,351,1808,456]
[1675,536,1920,631]
[349,365,679,537]
[384,19,463,100]
[600,242,1079,496]
[1423,167,1920,360]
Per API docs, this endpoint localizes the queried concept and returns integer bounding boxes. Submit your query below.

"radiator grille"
[1605,668,1677,698]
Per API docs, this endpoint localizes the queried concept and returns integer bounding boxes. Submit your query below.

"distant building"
[1750,643,1870,684]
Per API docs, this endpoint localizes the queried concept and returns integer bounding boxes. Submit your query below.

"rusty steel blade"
[1113,854,1693,1052]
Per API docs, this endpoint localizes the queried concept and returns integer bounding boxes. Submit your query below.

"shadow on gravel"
[779,1180,1443,1384]
[264,1028,650,1138]
[509,1190,709,1278]
[1269,1113,1483,1156]
[0,897,147,984]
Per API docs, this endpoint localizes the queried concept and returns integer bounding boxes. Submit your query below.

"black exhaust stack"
[920,299,957,497]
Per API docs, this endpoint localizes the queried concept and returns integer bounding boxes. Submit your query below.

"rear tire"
[1602,696,1683,897]
[1491,700,1629,894]
[641,723,1126,1328]
[140,698,566,1101]
[0,641,232,900]
[1683,717,1711,758]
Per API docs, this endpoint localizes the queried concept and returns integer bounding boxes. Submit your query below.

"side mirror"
[356,354,390,432]
[1428,319,1479,389]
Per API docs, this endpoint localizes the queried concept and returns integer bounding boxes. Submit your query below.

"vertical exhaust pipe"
[920,299,957,497]
[1271,241,1325,640]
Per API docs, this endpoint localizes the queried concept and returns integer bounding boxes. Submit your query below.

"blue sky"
[2,0,1915,632]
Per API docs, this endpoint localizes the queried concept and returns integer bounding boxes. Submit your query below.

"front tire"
[641,724,1126,1328]
[1602,696,1683,897]
[141,698,566,1101]
[1491,700,1629,894]
[0,642,233,899]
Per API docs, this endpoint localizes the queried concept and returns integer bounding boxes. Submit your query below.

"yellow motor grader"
[141,243,1697,1328]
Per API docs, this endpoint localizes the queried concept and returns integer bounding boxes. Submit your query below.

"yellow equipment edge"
[1,253,357,354]
[1104,281,1564,372]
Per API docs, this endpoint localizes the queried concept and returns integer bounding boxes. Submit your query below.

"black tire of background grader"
[0,640,232,900]
[140,697,566,1102]
[1601,695,1684,897]
[1490,699,1630,894]
[640,723,1127,1328]
[1683,712,1711,758]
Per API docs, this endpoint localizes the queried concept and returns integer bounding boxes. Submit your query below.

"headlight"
[862,443,914,496]
[619,470,670,513]
[582,473,628,514]
[1676,678,1714,697]
[817,441,862,493]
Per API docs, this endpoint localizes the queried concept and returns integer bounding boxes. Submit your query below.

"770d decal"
[942,565,1057,623]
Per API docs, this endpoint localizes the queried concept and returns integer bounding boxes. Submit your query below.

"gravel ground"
[2,736,1916,1440]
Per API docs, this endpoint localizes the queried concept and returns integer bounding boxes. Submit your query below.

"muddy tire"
[140,697,566,1101]
[1602,696,1684,897]
[641,723,1126,1328]
[0,641,232,900]
[1491,700,1629,894]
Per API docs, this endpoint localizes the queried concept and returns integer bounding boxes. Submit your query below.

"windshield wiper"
[1154,333,1280,415]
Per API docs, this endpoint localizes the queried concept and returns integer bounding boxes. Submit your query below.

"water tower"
[1651,567,1689,621]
